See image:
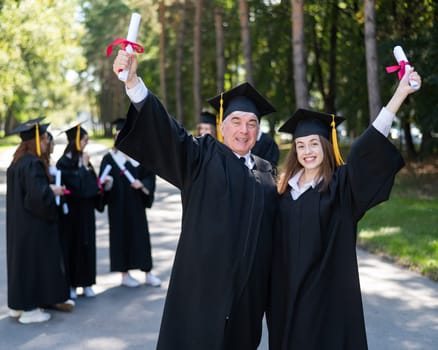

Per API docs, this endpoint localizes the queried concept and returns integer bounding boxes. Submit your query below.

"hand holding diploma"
[386,45,420,89]
[110,150,150,195]
[99,164,113,191]
[106,13,143,82]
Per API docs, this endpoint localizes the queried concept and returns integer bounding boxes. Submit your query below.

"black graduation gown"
[267,127,404,350]
[251,132,280,167]
[116,93,278,350]
[99,152,156,272]
[6,154,69,310]
[56,155,102,288]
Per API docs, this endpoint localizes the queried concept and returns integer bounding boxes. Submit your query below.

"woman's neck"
[299,169,319,185]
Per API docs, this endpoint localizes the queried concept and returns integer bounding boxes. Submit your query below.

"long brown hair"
[12,135,52,181]
[277,135,336,195]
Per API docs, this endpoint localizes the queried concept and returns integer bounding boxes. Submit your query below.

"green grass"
[358,196,438,281]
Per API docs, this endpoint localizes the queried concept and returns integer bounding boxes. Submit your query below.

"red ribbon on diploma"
[386,60,410,80]
[106,38,144,56]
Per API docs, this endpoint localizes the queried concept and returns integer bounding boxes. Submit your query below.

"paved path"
[0,142,437,349]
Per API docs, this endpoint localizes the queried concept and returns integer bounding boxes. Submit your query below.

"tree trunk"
[159,0,167,106]
[364,0,381,122]
[214,6,225,93]
[239,0,253,84]
[291,0,309,109]
[175,0,188,124]
[193,0,203,123]
[325,2,338,113]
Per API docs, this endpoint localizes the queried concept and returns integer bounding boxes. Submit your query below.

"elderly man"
[112,50,278,350]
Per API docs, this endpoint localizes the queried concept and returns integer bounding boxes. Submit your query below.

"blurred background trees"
[1,0,437,158]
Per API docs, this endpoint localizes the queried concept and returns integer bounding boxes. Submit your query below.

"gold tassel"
[35,123,41,157]
[75,125,81,151]
[217,92,224,143]
[331,114,344,166]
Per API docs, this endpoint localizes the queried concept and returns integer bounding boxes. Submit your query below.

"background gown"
[6,154,69,310]
[99,152,156,273]
[56,156,102,288]
[268,127,404,350]
[116,93,278,350]
[251,132,279,168]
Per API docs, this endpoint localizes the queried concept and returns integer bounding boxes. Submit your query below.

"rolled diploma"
[111,150,149,195]
[120,166,149,195]
[55,169,61,206]
[393,46,419,89]
[118,13,141,82]
[99,164,113,185]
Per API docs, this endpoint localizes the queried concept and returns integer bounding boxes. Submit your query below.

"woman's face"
[40,133,49,154]
[295,134,324,171]
[80,134,89,150]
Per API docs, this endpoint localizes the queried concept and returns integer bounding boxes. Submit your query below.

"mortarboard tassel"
[35,123,41,157]
[217,92,224,143]
[75,125,81,151]
[331,114,344,166]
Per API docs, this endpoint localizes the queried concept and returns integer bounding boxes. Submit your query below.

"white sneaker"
[70,288,77,299]
[18,309,51,324]
[145,273,161,287]
[83,286,95,298]
[122,274,140,288]
[8,309,23,318]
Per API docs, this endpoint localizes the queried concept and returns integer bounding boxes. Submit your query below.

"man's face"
[220,111,259,156]
[197,123,216,137]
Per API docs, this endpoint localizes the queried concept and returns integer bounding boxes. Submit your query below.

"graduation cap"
[8,117,50,157]
[278,108,346,166]
[62,120,88,152]
[111,118,126,132]
[199,111,216,126]
[207,82,276,142]
[207,82,276,122]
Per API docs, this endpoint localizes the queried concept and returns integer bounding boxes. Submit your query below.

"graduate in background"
[99,118,161,288]
[56,123,107,299]
[268,69,422,349]
[196,110,217,137]
[112,50,278,350]
[6,118,73,324]
[251,130,279,168]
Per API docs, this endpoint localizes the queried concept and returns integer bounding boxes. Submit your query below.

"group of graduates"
[111,48,421,350]
[6,118,161,324]
[5,43,422,349]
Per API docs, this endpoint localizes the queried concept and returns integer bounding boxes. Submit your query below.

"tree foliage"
[0,0,86,133]
[1,0,437,156]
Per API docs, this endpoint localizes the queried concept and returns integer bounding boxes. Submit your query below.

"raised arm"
[386,67,421,114]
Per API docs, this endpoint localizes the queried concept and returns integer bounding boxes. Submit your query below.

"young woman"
[56,123,105,299]
[268,69,421,349]
[6,118,72,324]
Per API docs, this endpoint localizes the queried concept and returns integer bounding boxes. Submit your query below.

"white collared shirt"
[288,169,321,200]
[234,152,255,169]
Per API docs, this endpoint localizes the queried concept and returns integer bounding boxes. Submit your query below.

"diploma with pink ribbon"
[386,46,419,89]
[106,12,143,82]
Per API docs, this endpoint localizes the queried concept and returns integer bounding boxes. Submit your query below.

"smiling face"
[295,134,324,172]
[220,111,259,156]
